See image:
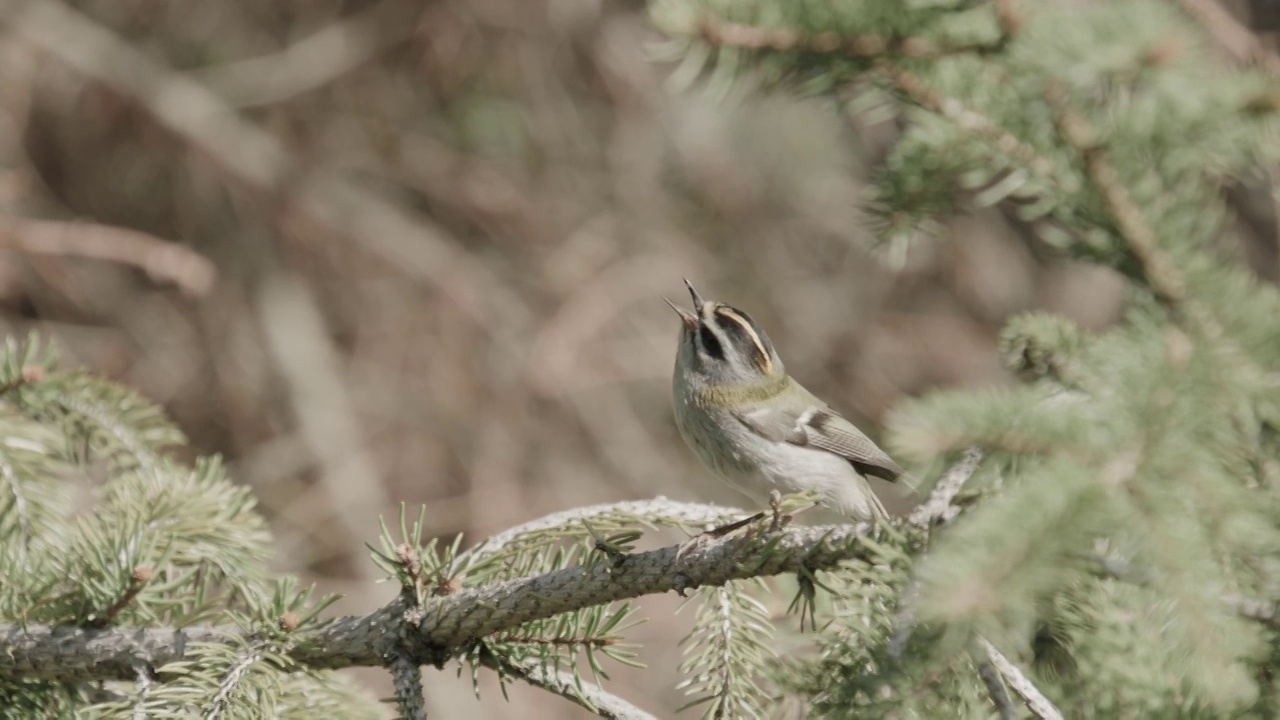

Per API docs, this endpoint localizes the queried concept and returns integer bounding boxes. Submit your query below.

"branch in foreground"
[972,648,1016,720]
[906,446,984,529]
[980,639,1064,720]
[0,521,875,683]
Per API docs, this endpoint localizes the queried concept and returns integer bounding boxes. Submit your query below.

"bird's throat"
[694,372,790,408]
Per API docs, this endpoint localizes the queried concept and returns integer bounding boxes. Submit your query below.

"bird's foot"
[675,511,767,561]
[768,490,792,532]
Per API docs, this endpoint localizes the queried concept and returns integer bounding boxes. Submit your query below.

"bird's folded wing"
[734,405,904,483]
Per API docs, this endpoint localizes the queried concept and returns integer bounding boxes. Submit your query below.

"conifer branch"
[697,16,1002,59]
[898,451,1065,719]
[0,518,875,683]
[878,64,1067,189]
[1044,82,1187,305]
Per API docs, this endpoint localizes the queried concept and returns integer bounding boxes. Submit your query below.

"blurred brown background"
[21,0,1279,715]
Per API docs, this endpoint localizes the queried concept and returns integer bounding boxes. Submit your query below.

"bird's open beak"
[663,296,698,331]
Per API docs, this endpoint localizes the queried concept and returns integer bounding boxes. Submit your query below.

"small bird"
[666,279,903,527]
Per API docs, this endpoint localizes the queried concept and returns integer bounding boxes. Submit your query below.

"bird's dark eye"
[698,325,725,360]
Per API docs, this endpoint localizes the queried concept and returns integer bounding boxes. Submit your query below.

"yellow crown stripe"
[714,306,774,375]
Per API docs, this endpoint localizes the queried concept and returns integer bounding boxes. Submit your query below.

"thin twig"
[1176,0,1280,77]
[257,274,389,581]
[191,0,423,108]
[485,652,656,720]
[464,497,743,563]
[980,638,1064,720]
[906,447,984,529]
[972,647,1017,720]
[87,565,153,629]
[0,219,217,296]
[2,0,529,333]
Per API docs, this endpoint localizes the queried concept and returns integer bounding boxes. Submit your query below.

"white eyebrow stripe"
[714,306,773,374]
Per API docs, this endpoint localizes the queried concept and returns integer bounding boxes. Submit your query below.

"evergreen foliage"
[647,0,1280,716]
[5,0,1280,717]
[0,335,368,718]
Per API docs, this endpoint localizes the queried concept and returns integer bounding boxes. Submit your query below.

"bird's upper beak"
[683,278,705,308]
[663,295,698,331]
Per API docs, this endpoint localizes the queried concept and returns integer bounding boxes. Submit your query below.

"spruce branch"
[0,516,876,683]
[878,64,1066,189]
[1044,82,1187,304]
[697,16,1003,60]
[896,449,1066,719]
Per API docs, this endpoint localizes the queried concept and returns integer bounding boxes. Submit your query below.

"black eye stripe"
[698,325,725,360]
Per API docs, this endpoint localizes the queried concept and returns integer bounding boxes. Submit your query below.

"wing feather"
[734,405,904,482]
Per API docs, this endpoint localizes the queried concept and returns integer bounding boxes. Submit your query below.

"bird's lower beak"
[663,296,698,330]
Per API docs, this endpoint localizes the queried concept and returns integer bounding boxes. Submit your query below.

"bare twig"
[972,647,1017,720]
[0,218,216,296]
[906,447,984,529]
[1176,0,1280,77]
[257,273,389,580]
[1,0,529,332]
[191,0,423,108]
[485,652,656,720]
[980,638,1064,720]
[463,497,743,563]
[0,512,875,683]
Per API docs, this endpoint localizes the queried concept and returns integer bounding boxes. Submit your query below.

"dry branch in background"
[0,219,217,297]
